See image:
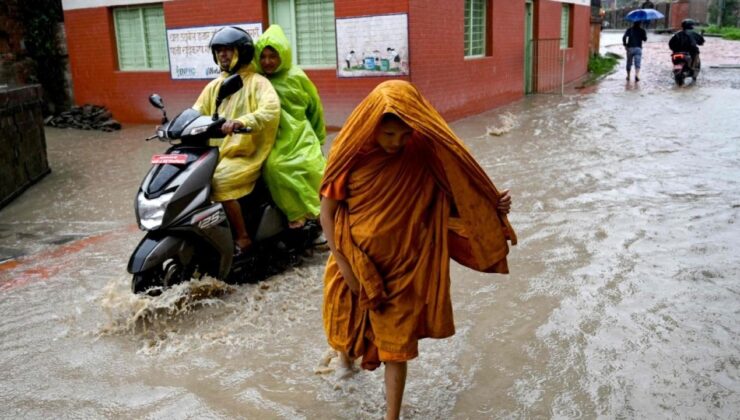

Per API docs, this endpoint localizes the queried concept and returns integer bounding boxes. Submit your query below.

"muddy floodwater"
[1,33,739,418]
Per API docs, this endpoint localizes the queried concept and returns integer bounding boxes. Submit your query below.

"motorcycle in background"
[671,52,697,86]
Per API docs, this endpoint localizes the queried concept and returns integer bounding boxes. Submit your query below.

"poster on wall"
[167,23,262,80]
[335,14,409,78]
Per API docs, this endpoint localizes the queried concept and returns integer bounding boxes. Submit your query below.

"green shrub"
[588,54,619,77]
[703,25,740,40]
[722,28,740,40]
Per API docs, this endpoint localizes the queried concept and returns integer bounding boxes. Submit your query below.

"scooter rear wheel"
[675,73,685,86]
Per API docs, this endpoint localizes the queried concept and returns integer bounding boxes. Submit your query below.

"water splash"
[97,277,234,349]
[486,112,518,136]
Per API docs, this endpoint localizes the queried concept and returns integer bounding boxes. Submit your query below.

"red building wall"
[63,0,590,128]
[408,1,528,121]
[669,0,690,29]
[533,1,590,93]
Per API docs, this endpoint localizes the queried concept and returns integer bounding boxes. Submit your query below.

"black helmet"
[209,27,255,72]
[681,19,695,30]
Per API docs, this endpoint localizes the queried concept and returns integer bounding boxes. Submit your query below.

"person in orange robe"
[320,80,516,420]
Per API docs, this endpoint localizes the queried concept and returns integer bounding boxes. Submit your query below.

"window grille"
[465,0,486,57]
[114,5,168,71]
[560,4,571,49]
[271,0,336,67]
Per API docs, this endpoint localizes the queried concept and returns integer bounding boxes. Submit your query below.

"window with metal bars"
[269,0,336,67]
[464,0,486,57]
[560,4,572,49]
[113,5,169,71]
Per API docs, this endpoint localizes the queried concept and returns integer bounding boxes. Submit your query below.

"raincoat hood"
[254,24,292,75]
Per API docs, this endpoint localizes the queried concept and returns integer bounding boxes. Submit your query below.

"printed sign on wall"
[167,23,262,80]
[335,14,409,78]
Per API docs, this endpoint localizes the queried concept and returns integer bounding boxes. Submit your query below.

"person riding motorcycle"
[669,19,705,76]
[192,27,280,256]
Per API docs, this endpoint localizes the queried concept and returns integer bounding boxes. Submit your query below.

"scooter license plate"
[674,64,684,70]
[151,154,188,165]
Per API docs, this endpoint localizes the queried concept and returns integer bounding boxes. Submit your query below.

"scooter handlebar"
[233,126,252,134]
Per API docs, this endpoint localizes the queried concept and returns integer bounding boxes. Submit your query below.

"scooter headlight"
[137,191,175,230]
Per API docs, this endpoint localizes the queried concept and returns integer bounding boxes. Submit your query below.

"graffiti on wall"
[335,13,409,78]
[167,23,262,80]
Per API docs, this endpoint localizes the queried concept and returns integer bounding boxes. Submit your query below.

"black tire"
[132,269,163,294]
[131,259,194,294]
[675,73,685,86]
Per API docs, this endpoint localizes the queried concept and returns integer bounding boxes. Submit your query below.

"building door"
[524,0,534,94]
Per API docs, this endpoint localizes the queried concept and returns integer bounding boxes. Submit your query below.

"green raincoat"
[254,25,326,222]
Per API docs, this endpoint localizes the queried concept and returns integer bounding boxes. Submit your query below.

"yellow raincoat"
[193,66,280,202]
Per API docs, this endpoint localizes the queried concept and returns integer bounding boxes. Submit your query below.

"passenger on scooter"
[253,25,327,233]
[669,19,704,75]
[193,27,281,255]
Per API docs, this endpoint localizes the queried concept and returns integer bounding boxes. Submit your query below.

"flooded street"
[1,33,739,418]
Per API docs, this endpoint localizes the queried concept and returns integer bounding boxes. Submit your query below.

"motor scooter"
[127,74,319,294]
[671,52,698,86]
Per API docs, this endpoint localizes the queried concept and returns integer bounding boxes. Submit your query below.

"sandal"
[312,232,328,247]
[234,241,252,258]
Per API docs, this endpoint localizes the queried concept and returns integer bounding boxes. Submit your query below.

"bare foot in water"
[314,349,337,374]
[336,351,358,380]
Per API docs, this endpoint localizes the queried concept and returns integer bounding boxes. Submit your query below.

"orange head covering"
[323,80,516,269]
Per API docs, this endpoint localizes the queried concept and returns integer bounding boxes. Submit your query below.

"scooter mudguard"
[127,234,187,274]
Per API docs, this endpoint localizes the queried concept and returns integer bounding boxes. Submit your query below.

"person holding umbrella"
[623,20,647,82]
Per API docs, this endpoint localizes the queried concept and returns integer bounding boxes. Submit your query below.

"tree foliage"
[709,0,740,27]
[18,0,68,114]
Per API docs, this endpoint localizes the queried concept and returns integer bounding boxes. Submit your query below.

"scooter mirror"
[149,94,164,109]
[213,74,244,121]
[216,74,243,103]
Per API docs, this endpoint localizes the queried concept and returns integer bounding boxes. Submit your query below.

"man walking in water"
[623,21,647,82]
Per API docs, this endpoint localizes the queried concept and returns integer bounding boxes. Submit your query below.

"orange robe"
[322,80,516,369]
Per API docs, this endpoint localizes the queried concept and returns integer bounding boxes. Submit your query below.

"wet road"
[1,33,739,418]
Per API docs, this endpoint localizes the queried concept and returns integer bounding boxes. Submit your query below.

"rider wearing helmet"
[669,19,705,75]
[193,26,281,255]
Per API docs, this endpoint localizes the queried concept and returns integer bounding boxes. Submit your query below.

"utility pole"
[717,0,725,27]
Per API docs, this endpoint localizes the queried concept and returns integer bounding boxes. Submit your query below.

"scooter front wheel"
[132,269,163,295]
[132,259,195,295]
